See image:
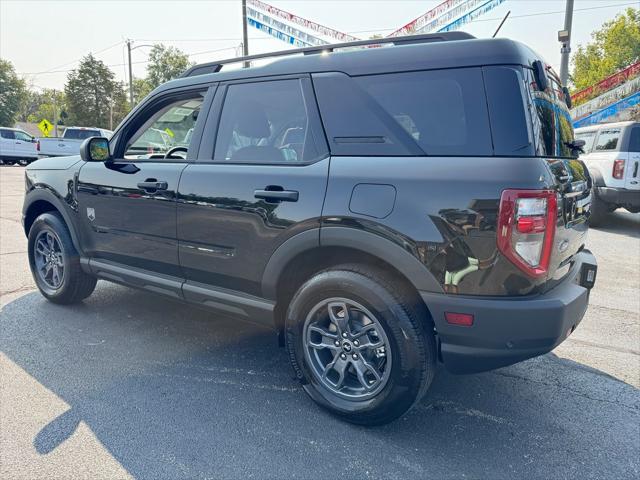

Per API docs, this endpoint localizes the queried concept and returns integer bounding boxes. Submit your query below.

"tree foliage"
[146,44,193,89]
[571,8,640,91]
[64,54,128,129]
[0,58,27,126]
[18,88,67,125]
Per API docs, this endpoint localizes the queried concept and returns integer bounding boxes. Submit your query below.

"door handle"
[137,180,168,192]
[254,188,299,202]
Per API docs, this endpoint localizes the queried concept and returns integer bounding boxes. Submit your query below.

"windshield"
[65,129,101,140]
[525,67,575,158]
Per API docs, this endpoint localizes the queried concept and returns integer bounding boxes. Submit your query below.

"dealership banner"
[248,0,358,42]
[572,62,640,105]
[438,0,506,32]
[573,91,640,128]
[388,0,471,37]
[247,6,328,46]
[571,76,640,121]
[247,17,310,47]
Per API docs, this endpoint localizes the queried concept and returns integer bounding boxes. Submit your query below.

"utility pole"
[559,0,574,87]
[52,89,58,137]
[127,39,134,107]
[242,0,249,67]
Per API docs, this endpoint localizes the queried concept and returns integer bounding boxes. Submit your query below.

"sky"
[0,0,637,91]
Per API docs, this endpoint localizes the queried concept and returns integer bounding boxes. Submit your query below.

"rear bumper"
[596,187,640,209]
[420,250,597,374]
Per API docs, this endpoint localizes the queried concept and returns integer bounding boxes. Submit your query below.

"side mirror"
[80,137,111,162]
[532,60,549,92]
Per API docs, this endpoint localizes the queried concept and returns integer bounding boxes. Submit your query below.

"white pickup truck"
[38,127,113,157]
[575,121,640,225]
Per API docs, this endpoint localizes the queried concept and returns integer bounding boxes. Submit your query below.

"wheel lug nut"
[353,340,359,346]
[340,353,347,360]
[334,340,340,347]
[352,353,358,360]
[342,332,347,338]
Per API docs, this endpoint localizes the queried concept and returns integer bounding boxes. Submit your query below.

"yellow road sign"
[38,119,53,137]
[164,128,175,138]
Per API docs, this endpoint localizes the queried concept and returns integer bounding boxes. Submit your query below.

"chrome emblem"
[86,207,95,222]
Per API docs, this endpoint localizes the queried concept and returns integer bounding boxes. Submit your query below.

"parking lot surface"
[1,164,639,479]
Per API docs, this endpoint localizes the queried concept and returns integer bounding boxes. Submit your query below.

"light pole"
[242,0,249,67]
[559,0,574,87]
[126,40,154,107]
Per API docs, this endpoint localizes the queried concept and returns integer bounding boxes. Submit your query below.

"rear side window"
[0,129,15,139]
[356,68,493,156]
[595,129,621,151]
[64,129,100,140]
[628,127,639,152]
[214,79,317,163]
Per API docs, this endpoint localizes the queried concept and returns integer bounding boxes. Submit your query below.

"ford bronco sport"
[23,33,597,425]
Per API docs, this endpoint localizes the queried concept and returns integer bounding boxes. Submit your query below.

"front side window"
[594,129,621,151]
[15,131,33,142]
[575,131,597,153]
[214,79,311,163]
[124,91,206,159]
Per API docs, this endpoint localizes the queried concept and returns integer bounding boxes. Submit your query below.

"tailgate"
[544,158,590,285]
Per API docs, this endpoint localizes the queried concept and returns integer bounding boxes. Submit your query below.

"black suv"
[23,33,597,425]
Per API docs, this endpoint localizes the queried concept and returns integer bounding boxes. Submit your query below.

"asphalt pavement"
[1,164,639,479]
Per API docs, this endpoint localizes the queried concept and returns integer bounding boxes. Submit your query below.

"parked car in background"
[22,33,597,425]
[38,127,113,158]
[0,127,39,165]
[575,121,640,225]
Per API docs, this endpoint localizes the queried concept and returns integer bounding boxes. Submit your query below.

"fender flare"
[261,226,444,300]
[23,188,84,254]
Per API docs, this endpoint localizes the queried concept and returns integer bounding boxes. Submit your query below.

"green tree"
[571,8,640,91]
[64,54,129,128]
[0,58,27,126]
[132,77,153,104]
[146,44,193,89]
[18,88,66,125]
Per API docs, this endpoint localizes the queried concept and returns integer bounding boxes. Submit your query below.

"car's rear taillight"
[497,190,557,278]
[612,159,625,179]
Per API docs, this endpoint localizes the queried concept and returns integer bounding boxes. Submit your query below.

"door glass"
[0,130,15,140]
[594,129,621,151]
[124,92,206,159]
[629,127,640,153]
[214,79,310,163]
[15,131,33,142]
[575,131,596,153]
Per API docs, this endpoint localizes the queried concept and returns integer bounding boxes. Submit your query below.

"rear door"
[624,125,640,190]
[177,76,329,297]
[76,86,212,284]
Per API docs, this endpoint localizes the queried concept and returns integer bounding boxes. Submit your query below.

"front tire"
[286,264,436,425]
[28,212,97,304]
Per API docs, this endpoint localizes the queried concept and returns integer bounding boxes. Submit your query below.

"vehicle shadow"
[590,209,640,238]
[1,285,638,479]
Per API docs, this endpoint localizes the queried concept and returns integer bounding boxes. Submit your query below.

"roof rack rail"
[181,31,475,78]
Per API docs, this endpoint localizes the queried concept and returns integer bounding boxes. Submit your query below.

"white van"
[575,121,640,224]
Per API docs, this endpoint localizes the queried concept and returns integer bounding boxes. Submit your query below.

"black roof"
[156,33,542,93]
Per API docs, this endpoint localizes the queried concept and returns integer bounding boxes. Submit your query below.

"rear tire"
[28,212,97,304]
[285,264,436,425]
[589,189,611,227]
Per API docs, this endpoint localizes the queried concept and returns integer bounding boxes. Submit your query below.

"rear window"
[595,129,621,151]
[64,129,100,140]
[356,68,493,156]
[0,129,15,139]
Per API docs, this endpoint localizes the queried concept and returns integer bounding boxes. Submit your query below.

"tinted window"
[575,131,597,153]
[595,129,621,151]
[628,127,639,152]
[526,68,575,158]
[356,68,493,156]
[124,92,205,159]
[482,66,532,156]
[214,79,314,163]
[0,129,15,140]
[64,129,101,140]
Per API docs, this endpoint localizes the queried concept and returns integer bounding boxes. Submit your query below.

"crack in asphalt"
[566,337,640,356]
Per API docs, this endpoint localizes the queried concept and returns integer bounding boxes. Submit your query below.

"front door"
[177,77,329,297]
[76,87,211,279]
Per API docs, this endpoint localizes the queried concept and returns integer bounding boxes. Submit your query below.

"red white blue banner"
[247,6,328,46]
[437,0,506,32]
[247,16,310,47]
[247,0,358,43]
